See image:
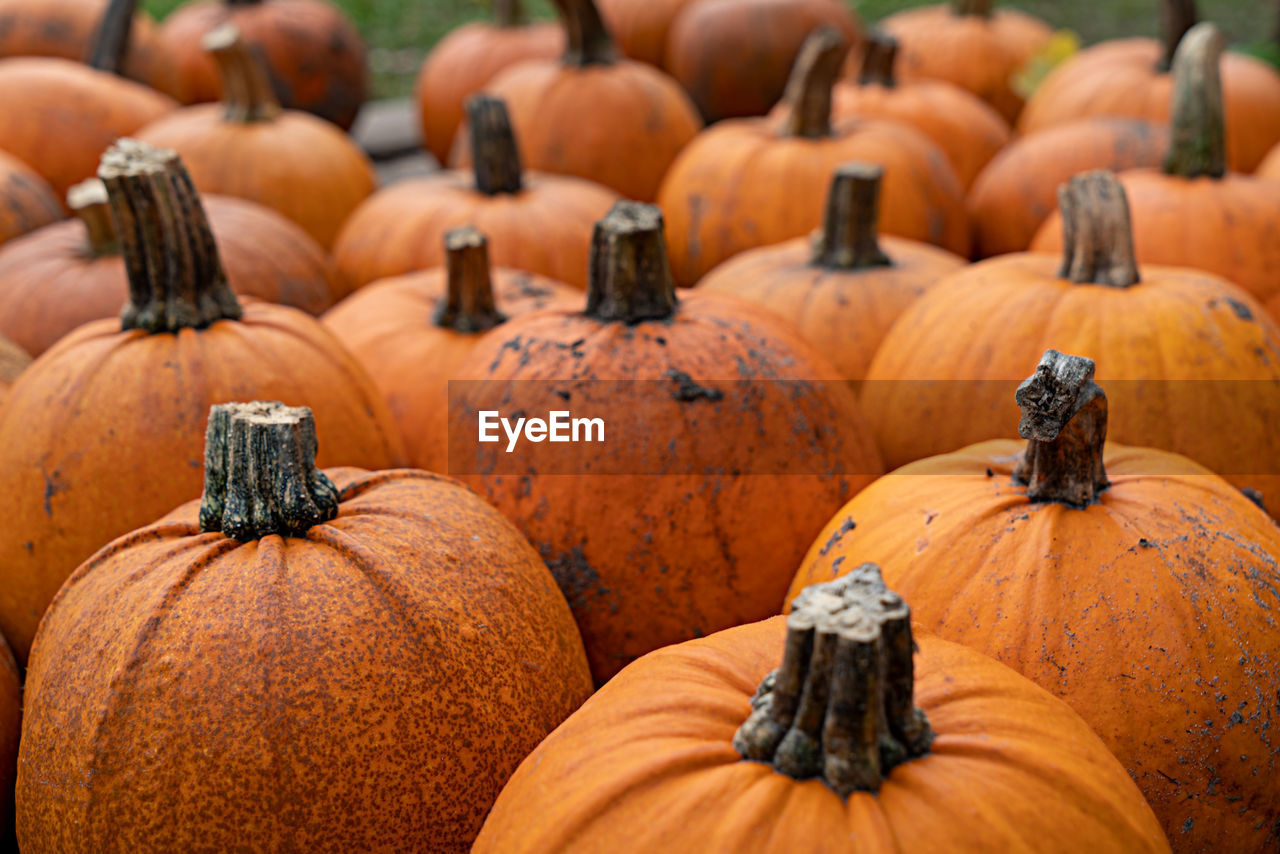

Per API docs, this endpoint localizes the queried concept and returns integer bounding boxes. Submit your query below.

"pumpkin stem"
[735,565,933,797]
[1056,171,1140,289]
[99,139,242,334]
[952,0,994,19]
[468,95,524,196]
[85,0,138,75]
[68,179,120,257]
[494,0,527,28]
[1158,0,1199,72]
[779,28,849,140]
[435,227,507,333]
[1013,350,1110,507]
[199,402,340,541]
[812,163,891,271]
[858,31,899,87]
[1163,22,1226,179]
[586,201,678,323]
[554,0,618,67]
[204,23,282,123]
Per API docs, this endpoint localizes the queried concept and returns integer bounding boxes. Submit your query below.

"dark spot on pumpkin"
[1241,487,1267,513]
[1182,818,1194,834]
[985,468,994,477]
[665,370,723,403]
[1138,538,1154,548]
[555,389,571,402]
[544,545,601,612]
[818,518,856,556]
[1224,298,1253,321]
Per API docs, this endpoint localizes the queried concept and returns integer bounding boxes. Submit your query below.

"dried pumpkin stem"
[1159,0,1199,71]
[1164,22,1226,179]
[468,95,524,196]
[952,0,993,18]
[99,138,242,334]
[85,0,138,74]
[204,23,282,123]
[813,163,892,271]
[586,201,678,323]
[780,28,848,140]
[1055,171,1140,288]
[734,565,933,797]
[1013,350,1110,507]
[494,0,526,28]
[436,227,507,332]
[200,402,340,541]
[858,31,899,87]
[554,0,618,67]
[68,179,120,257]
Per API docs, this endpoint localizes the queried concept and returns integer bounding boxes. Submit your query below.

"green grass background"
[139,1,1277,98]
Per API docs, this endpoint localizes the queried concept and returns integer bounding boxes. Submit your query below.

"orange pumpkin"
[879,0,1052,124]
[1018,0,1280,174]
[324,226,578,473]
[1259,139,1280,178]
[699,163,965,385]
[866,170,1280,514]
[0,141,405,665]
[659,28,969,287]
[794,350,1280,850]
[415,0,564,165]
[158,0,368,130]
[475,568,1170,854]
[17,401,591,853]
[968,117,1169,258]
[135,24,376,248]
[0,180,346,357]
[0,150,63,248]
[475,0,702,202]
[594,0,693,67]
[338,96,618,291]
[833,30,1010,191]
[1032,23,1280,322]
[0,633,15,844]
[0,334,28,410]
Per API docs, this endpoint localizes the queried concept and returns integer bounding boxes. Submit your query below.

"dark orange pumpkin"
[157,0,368,129]
[594,0,694,67]
[415,0,564,165]
[0,141,405,665]
[475,0,702,202]
[699,163,965,385]
[338,96,618,291]
[474,568,1170,854]
[659,28,969,287]
[135,24,376,248]
[17,401,591,853]
[794,350,1280,850]
[324,226,578,473]
[0,150,63,248]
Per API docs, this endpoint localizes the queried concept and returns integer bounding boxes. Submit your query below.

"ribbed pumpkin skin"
[474,617,1170,854]
[0,151,63,249]
[0,58,175,196]
[1018,39,1280,174]
[0,302,407,664]
[332,171,619,290]
[0,194,345,357]
[323,266,579,473]
[968,118,1169,258]
[697,234,965,383]
[790,442,1280,852]
[17,467,592,853]
[158,0,368,129]
[595,0,694,67]
[861,256,1280,517]
[134,105,377,248]
[658,118,969,287]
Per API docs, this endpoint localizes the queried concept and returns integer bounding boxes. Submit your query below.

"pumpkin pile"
[0,0,1275,851]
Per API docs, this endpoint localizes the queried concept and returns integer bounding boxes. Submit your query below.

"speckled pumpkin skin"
[473,616,1170,853]
[0,301,407,664]
[0,151,63,250]
[17,467,592,853]
[790,441,1280,852]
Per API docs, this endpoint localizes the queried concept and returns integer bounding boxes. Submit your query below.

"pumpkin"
[1031,24,1280,323]
[594,0,693,67]
[0,140,405,664]
[699,163,965,385]
[794,350,1280,850]
[0,333,29,410]
[1018,0,1280,174]
[0,633,15,844]
[16,401,591,853]
[447,200,883,683]
[866,170,1280,514]
[474,0,702,202]
[659,28,969,287]
[415,0,564,165]
[337,95,618,291]
[134,24,377,248]
[0,179,346,357]
[664,0,861,123]
[0,150,63,248]
[879,0,1053,124]
[833,30,1010,191]
[324,226,578,473]
[474,567,1170,853]
[968,117,1169,258]
[1259,139,1280,178]
[157,0,368,130]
